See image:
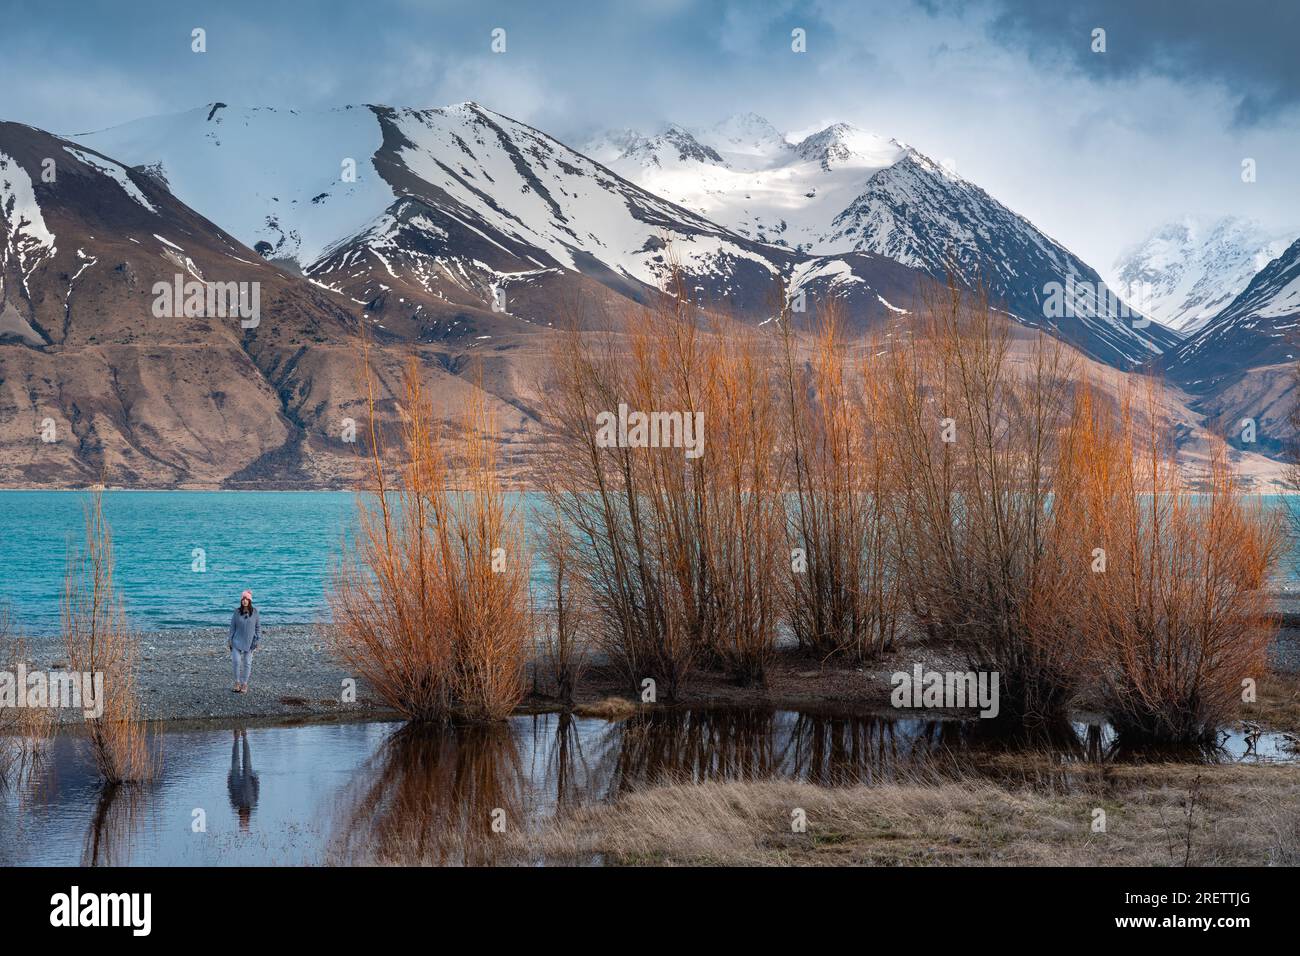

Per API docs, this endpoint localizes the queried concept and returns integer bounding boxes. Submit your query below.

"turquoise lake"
[0,490,1295,635]
[0,490,551,634]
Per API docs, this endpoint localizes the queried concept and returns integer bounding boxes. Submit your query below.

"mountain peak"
[704,113,789,157]
[584,123,722,169]
[795,123,904,171]
[1109,214,1296,333]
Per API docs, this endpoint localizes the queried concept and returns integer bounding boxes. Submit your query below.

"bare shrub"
[539,270,785,694]
[778,296,900,661]
[880,280,1082,724]
[697,312,787,683]
[61,490,152,784]
[0,608,51,787]
[538,521,589,706]
[329,354,531,723]
[1069,382,1283,743]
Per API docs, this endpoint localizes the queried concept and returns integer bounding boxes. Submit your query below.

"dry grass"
[329,352,531,723]
[61,489,153,784]
[1249,667,1300,732]
[572,696,642,720]
[0,610,50,787]
[527,763,1300,866]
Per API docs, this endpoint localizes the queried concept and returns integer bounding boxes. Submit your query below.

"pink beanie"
[241,590,253,602]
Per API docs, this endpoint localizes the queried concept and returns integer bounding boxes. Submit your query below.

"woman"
[227,590,261,693]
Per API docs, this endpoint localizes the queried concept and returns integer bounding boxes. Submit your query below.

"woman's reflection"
[227,728,260,831]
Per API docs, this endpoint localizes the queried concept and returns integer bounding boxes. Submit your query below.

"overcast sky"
[2,0,1296,270]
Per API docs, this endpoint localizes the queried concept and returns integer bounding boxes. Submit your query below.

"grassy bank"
[526,762,1300,866]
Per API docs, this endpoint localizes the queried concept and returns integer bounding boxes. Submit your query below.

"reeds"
[0,608,50,787]
[329,353,531,723]
[61,489,152,784]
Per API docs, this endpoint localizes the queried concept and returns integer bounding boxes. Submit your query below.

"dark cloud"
[0,0,1295,267]
[969,0,1300,125]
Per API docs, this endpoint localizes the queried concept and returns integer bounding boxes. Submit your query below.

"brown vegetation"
[539,270,785,696]
[778,297,900,661]
[537,521,589,706]
[325,262,1283,749]
[329,353,531,723]
[878,281,1083,725]
[526,763,1300,866]
[1067,382,1283,742]
[531,272,1283,742]
[60,490,152,784]
[0,609,50,786]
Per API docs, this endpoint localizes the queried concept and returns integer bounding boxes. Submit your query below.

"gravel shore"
[18,624,397,725]
[10,603,1300,727]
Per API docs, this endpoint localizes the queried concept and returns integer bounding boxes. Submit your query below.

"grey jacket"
[228,608,261,652]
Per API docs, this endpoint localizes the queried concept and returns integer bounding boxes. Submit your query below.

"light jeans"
[231,648,255,685]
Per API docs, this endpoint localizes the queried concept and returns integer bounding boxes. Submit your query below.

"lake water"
[0,490,1296,635]
[3,708,1293,866]
[0,490,553,634]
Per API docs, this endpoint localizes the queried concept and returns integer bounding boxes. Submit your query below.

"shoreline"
[9,620,1300,733]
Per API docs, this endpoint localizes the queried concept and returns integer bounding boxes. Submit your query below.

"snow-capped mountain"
[76,102,930,340]
[0,119,373,485]
[587,116,904,250]
[4,100,1293,485]
[1109,216,1295,334]
[75,103,395,269]
[1164,236,1300,460]
[72,101,1171,366]
[590,113,1177,367]
[1171,236,1300,385]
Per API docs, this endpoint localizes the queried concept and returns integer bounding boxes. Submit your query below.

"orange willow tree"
[1067,382,1282,743]
[329,354,531,723]
[777,295,901,662]
[539,273,786,694]
[880,281,1084,726]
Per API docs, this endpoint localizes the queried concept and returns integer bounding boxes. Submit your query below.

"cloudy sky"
[2,0,1296,269]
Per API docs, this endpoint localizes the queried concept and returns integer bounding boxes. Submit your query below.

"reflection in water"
[82,783,148,867]
[587,709,1095,796]
[4,706,1293,866]
[329,722,528,865]
[526,712,592,817]
[227,730,260,831]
